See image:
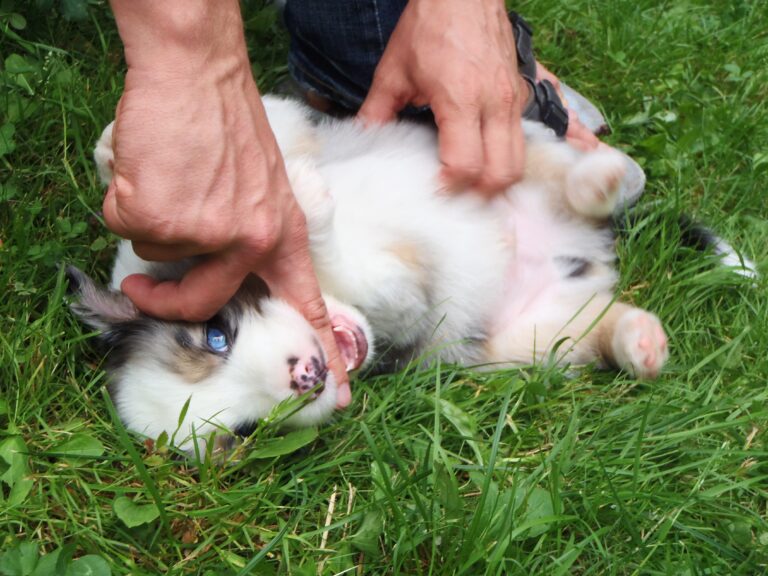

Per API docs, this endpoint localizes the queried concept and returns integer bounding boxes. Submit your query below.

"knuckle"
[240,197,310,256]
[284,205,309,242]
[193,218,234,252]
[241,214,283,255]
[509,165,524,183]
[481,175,507,192]
[503,163,525,184]
[443,157,482,182]
[483,167,522,191]
[301,296,331,329]
[497,84,520,107]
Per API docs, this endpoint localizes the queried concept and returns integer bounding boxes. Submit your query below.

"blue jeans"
[283,0,408,112]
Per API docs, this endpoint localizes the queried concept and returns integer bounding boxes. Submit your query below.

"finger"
[358,79,407,127]
[474,106,526,194]
[280,288,350,408]
[121,253,246,321]
[131,240,204,262]
[565,110,600,151]
[261,247,350,407]
[434,105,484,191]
[267,279,351,408]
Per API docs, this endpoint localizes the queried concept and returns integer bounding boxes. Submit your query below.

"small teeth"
[333,325,359,371]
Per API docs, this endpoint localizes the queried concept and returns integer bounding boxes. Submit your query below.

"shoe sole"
[560,82,609,135]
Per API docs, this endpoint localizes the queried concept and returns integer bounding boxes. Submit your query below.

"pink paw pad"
[614,310,669,379]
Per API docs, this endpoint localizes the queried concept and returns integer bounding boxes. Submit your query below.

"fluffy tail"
[614,210,758,280]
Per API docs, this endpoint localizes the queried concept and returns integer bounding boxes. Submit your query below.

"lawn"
[1,1,767,574]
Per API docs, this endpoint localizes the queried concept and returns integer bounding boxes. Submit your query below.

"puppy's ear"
[65,265,139,343]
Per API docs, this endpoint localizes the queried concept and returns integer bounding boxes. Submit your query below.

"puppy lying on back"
[70,96,747,454]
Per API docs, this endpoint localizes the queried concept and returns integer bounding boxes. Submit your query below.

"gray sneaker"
[559,82,609,135]
[615,150,647,212]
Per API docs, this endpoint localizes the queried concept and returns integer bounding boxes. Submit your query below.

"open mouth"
[331,314,369,372]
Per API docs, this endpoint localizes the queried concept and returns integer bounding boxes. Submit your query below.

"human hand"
[105,0,350,406]
[358,0,528,195]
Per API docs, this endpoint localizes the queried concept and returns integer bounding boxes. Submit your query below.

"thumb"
[121,252,247,321]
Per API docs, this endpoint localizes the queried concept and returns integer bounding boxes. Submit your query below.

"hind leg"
[486,297,668,379]
[551,298,669,379]
[599,305,668,379]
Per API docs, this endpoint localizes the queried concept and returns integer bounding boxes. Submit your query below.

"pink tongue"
[331,314,368,372]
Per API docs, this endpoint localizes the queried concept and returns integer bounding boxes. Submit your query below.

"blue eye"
[206,327,229,353]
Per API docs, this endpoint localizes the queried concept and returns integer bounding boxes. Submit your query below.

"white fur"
[93,96,676,450]
[712,238,758,279]
[109,299,339,448]
[93,121,114,186]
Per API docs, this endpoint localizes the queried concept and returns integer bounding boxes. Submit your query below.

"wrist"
[110,0,249,78]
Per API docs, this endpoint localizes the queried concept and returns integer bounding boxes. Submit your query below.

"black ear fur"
[65,265,140,343]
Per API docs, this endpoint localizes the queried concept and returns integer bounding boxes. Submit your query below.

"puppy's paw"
[566,149,625,219]
[612,309,668,379]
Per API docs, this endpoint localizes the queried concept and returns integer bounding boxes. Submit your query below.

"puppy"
[70,96,750,453]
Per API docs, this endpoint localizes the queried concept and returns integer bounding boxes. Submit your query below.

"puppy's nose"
[289,354,327,397]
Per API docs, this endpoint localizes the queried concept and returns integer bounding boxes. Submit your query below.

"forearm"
[109,0,249,78]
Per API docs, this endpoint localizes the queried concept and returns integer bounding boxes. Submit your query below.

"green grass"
[1,0,767,574]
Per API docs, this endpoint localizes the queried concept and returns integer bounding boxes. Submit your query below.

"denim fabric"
[283,0,408,111]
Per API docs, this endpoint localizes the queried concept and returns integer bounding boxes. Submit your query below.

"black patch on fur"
[368,340,420,375]
[287,356,299,367]
[612,209,757,274]
[103,319,164,368]
[555,256,592,278]
[233,420,258,439]
[311,356,323,376]
[174,329,194,350]
[64,265,85,295]
[676,215,721,252]
[232,275,271,313]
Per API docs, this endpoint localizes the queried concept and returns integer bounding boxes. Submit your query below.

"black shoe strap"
[511,12,569,137]
[509,11,537,79]
[522,77,570,137]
